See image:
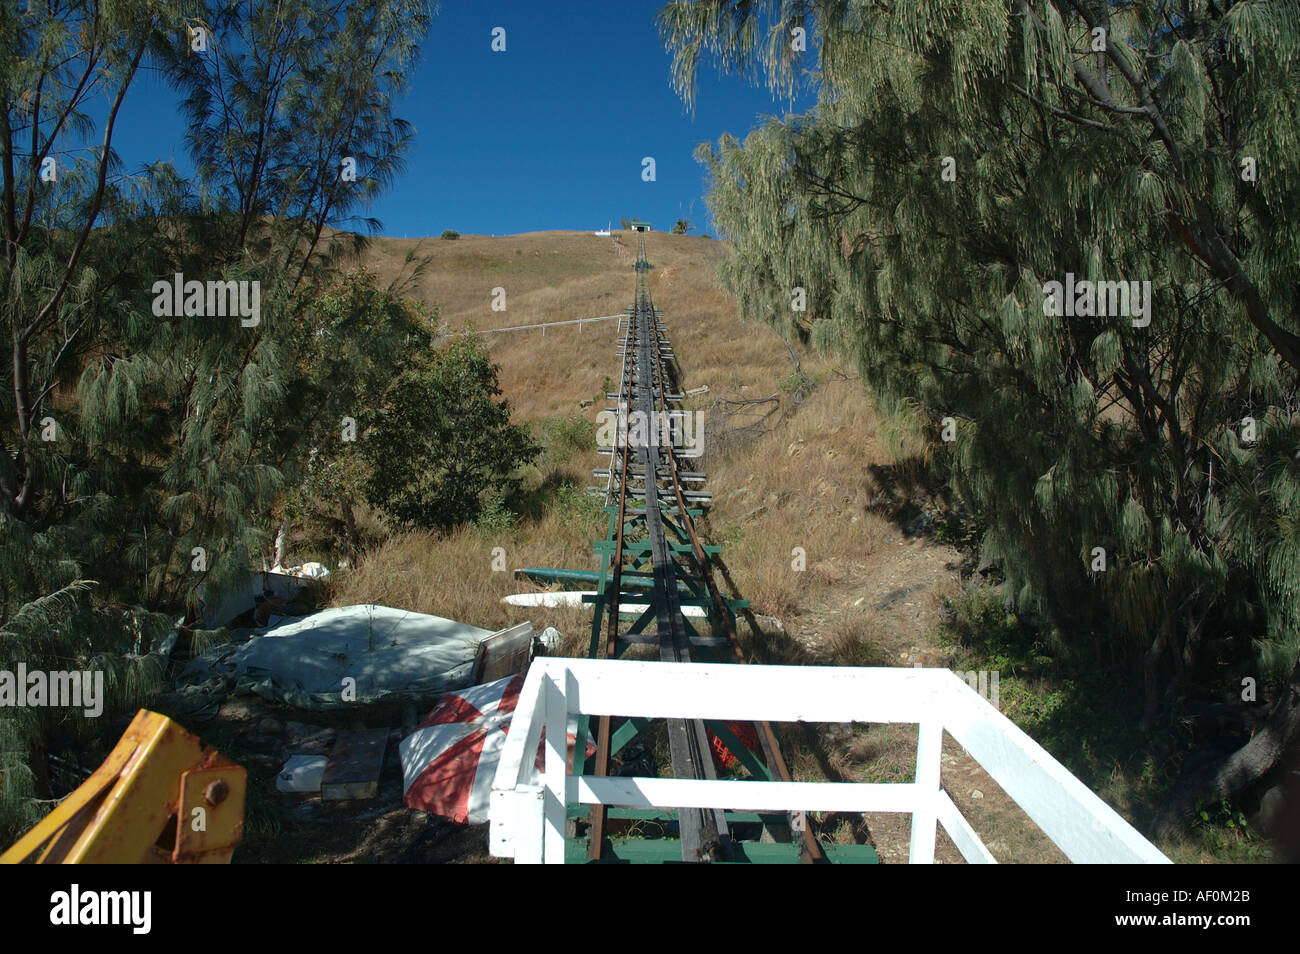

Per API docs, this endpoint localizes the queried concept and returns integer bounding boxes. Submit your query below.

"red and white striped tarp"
[399,675,592,824]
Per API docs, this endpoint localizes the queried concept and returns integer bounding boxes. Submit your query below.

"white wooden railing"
[488,659,1170,864]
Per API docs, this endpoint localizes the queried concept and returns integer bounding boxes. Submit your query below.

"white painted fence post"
[542,667,569,864]
[909,714,943,863]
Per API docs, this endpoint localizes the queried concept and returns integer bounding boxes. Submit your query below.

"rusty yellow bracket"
[1,709,246,864]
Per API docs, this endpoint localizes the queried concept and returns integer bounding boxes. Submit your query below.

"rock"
[970,789,984,799]
[259,717,285,736]
[754,614,785,635]
[217,698,257,723]
[579,399,593,408]
[853,597,865,607]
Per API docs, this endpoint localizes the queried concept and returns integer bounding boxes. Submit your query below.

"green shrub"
[550,480,604,525]
[474,497,517,533]
[540,414,596,465]
[365,336,540,531]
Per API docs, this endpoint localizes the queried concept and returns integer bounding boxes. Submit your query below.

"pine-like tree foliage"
[661,0,1300,808]
[1,1,435,841]
[165,0,432,286]
[0,582,165,842]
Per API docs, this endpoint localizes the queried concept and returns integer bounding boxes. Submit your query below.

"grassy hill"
[338,229,943,654]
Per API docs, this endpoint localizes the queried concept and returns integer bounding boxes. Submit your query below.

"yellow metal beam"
[1,709,246,864]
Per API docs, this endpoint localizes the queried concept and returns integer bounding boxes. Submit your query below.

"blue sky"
[107,1,814,239]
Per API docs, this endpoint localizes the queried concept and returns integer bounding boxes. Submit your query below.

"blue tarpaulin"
[178,605,495,710]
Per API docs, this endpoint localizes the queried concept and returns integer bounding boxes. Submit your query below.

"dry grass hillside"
[364,230,764,418]
[341,229,958,658]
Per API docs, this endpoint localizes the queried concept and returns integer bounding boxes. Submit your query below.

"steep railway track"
[576,234,828,863]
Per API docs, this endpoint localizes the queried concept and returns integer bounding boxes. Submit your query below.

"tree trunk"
[340,499,359,558]
[1154,653,1300,839]
[29,733,50,800]
[272,520,288,569]
[1139,624,1170,732]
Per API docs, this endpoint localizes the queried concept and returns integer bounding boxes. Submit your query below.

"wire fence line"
[439,313,626,338]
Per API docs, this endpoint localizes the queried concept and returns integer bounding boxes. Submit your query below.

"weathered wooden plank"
[471,621,534,684]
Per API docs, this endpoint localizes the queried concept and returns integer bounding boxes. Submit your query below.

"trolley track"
[581,233,826,864]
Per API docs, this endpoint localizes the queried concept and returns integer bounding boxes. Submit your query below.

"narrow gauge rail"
[570,234,834,864]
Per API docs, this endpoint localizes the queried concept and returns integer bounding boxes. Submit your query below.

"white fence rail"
[488,659,1170,865]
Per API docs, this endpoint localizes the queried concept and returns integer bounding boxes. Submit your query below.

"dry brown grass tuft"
[844,724,917,783]
[328,501,606,643]
[824,608,895,668]
[702,376,903,619]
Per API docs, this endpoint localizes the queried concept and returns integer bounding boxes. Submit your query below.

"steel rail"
[633,287,729,862]
[583,232,823,863]
[641,280,828,864]
[586,295,635,858]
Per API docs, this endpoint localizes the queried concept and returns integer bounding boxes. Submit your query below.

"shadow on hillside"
[509,467,580,524]
[711,553,859,797]
[864,458,951,533]
[940,584,1209,846]
[862,457,987,559]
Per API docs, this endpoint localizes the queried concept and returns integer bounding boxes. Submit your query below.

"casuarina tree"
[660,0,1300,835]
